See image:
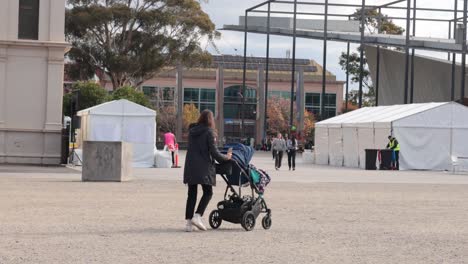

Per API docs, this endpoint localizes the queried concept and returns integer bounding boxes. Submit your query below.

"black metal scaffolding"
[239,0,468,123]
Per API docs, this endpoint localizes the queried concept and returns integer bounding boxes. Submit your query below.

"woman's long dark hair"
[197,109,216,130]
[291,134,297,147]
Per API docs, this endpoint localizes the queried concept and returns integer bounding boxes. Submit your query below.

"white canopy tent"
[315,102,468,171]
[77,99,157,167]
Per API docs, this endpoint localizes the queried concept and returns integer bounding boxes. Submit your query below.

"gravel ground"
[1,153,468,264]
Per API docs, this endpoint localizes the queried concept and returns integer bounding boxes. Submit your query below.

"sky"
[200,0,461,90]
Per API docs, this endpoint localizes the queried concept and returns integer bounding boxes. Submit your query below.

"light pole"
[238,90,244,141]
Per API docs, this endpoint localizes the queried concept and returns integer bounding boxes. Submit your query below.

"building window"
[18,0,40,40]
[224,86,257,119]
[143,86,157,98]
[223,85,257,139]
[268,91,295,100]
[183,88,216,115]
[200,88,215,102]
[142,86,175,108]
[305,93,336,119]
[183,88,199,103]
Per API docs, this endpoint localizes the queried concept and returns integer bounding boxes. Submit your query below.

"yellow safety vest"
[389,139,400,151]
[394,141,400,151]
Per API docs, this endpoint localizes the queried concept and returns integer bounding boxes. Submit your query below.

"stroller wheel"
[241,211,256,231]
[262,215,272,230]
[209,210,222,229]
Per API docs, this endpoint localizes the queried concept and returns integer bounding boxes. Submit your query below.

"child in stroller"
[209,143,272,231]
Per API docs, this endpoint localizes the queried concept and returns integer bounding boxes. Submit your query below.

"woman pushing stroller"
[183,110,232,232]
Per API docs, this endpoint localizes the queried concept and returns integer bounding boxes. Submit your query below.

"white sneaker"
[185,220,193,232]
[191,213,207,231]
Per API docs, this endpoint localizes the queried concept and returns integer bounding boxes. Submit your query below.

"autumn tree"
[267,96,289,135]
[267,96,315,139]
[339,9,404,107]
[303,110,315,140]
[183,104,199,131]
[66,0,219,90]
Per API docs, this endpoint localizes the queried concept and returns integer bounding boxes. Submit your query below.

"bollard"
[174,143,181,168]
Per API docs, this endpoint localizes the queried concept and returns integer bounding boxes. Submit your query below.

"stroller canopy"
[222,143,254,171]
[220,143,254,186]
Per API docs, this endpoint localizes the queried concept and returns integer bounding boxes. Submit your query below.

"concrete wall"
[0,0,68,164]
[366,45,468,105]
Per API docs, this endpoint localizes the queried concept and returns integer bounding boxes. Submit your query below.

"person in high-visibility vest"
[386,136,400,170]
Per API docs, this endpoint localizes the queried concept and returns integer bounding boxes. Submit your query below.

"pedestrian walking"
[183,110,232,232]
[287,134,297,171]
[272,133,287,170]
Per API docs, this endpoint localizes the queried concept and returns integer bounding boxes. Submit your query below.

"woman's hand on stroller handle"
[226,147,233,160]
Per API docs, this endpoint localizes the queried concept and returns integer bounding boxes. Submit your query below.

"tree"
[341,100,359,114]
[339,9,404,106]
[303,110,315,140]
[156,105,176,134]
[63,81,108,116]
[267,96,289,135]
[110,86,151,107]
[183,103,199,131]
[267,96,315,139]
[351,9,404,35]
[66,0,219,90]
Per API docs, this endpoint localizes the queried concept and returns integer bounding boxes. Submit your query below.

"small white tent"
[315,102,468,171]
[77,99,156,167]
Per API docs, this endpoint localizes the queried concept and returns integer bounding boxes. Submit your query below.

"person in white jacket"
[271,133,287,170]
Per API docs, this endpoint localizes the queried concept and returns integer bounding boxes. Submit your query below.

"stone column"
[256,64,265,145]
[215,65,224,146]
[0,45,6,129]
[44,47,65,131]
[0,1,9,40]
[175,65,183,142]
[7,1,18,40]
[43,47,66,164]
[296,67,305,137]
[0,45,6,162]
[49,0,66,42]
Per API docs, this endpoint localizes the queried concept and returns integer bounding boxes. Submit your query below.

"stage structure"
[223,0,468,122]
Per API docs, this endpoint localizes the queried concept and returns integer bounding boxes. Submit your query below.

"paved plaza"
[1,152,468,264]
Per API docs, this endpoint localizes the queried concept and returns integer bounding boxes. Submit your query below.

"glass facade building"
[223,85,258,139]
[268,91,337,119]
[136,56,343,142]
[142,85,337,138]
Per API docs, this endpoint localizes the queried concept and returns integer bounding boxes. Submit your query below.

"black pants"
[275,151,283,168]
[171,152,175,166]
[287,149,296,169]
[185,184,213,220]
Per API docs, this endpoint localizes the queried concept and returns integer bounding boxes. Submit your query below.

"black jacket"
[183,124,228,186]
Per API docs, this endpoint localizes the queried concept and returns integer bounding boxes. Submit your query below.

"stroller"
[209,143,272,231]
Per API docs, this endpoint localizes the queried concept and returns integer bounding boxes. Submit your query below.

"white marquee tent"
[77,99,156,167]
[315,102,468,171]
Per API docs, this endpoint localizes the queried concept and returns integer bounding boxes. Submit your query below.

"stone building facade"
[0,0,68,164]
